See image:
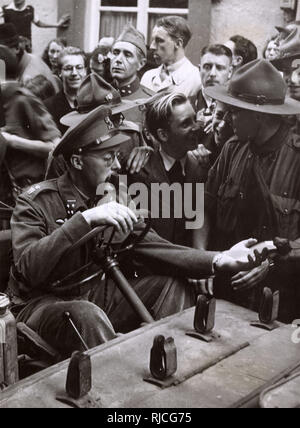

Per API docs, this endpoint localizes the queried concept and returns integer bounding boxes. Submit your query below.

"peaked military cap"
[54,104,131,157]
[272,27,300,71]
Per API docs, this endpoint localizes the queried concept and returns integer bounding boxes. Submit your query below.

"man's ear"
[137,57,147,72]
[157,128,168,143]
[70,154,84,170]
[228,65,234,80]
[175,37,184,50]
[233,55,243,67]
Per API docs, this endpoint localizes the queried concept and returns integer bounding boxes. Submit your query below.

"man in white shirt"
[141,15,201,106]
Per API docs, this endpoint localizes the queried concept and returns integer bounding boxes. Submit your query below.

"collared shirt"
[159,147,187,176]
[0,2,39,23]
[205,121,300,323]
[201,87,214,109]
[141,56,201,106]
[118,77,141,98]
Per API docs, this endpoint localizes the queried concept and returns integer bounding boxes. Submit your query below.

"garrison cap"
[53,104,131,157]
[115,24,147,58]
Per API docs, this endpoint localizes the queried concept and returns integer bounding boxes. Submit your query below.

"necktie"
[167,161,184,185]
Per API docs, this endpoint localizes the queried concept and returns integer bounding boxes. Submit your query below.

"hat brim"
[275,25,290,34]
[271,53,300,71]
[205,85,300,115]
[60,99,140,128]
[54,129,131,157]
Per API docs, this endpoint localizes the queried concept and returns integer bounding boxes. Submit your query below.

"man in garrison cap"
[9,104,266,358]
[110,24,155,127]
[197,59,300,323]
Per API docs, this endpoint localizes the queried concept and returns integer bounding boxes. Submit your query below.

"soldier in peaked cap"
[9,102,266,358]
[197,59,300,323]
[56,73,153,177]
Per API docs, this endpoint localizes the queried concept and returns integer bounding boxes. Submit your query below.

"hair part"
[145,92,188,141]
[156,15,192,48]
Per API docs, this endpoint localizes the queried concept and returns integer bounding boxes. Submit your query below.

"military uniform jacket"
[205,123,300,250]
[119,77,154,129]
[11,172,217,302]
[205,122,300,322]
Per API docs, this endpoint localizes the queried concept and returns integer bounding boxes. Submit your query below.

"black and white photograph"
[0,0,299,412]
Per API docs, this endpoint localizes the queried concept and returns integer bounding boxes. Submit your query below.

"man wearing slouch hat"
[196,59,300,323]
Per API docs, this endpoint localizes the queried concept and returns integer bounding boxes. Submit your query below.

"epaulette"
[25,180,58,200]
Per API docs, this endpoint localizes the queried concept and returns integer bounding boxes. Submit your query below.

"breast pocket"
[273,196,300,240]
[216,179,241,233]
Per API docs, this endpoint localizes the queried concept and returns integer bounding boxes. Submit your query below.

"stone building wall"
[0,1,287,60]
[210,0,284,57]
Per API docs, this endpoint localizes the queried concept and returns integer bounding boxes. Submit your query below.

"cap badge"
[104,116,114,130]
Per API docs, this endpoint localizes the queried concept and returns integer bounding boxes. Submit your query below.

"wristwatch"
[212,253,223,274]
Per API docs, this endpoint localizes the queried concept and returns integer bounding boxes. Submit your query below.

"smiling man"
[9,103,265,357]
[45,47,88,134]
[141,16,201,105]
[129,91,209,247]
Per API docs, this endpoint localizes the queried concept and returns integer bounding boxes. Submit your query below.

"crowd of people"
[0,2,299,358]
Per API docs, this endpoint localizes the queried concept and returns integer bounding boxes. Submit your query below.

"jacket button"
[284,209,289,215]
[283,192,288,197]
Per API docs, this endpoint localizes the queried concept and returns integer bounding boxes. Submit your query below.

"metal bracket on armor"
[250,287,280,331]
[186,294,221,343]
[66,199,77,219]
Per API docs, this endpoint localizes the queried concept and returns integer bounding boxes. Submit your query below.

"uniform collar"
[57,172,90,216]
[159,146,187,176]
[119,77,140,97]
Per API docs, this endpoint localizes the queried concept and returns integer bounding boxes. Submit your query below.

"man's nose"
[112,156,121,171]
[71,67,79,75]
[150,40,156,50]
[209,65,217,76]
